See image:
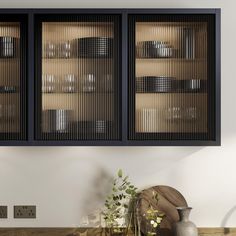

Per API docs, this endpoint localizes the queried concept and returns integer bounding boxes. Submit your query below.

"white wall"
[0,0,235,228]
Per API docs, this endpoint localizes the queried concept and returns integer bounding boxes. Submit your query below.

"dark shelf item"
[136,78,207,93]
[178,79,207,92]
[74,37,114,58]
[0,37,19,58]
[136,76,176,93]
[42,109,73,133]
[136,41,174,58]
[181,28,195,59]
[0,86,17,93]
[70,120,113,134]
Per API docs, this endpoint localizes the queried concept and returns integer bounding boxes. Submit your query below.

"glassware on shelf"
[165,106,199,121]
[58,41,72,58]
[184,107,198,121]
[165,107,182,121]
[80,73,96,93]
[42,74,58,93]
[42,109,73,133]
[61,74,78,93]
[0,37,19,58]
[137,108,159,133]
[136,106,200,133]
[43,41,57,58]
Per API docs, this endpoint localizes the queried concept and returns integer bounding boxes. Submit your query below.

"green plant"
[144,191,165,236]
[102,169,138,234]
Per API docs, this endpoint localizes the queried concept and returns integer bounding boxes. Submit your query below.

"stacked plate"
[136,76,176,93]
[75,37,113,58]
[0,85,17,93]
[70,120,112,134]
[178,79,207,92]
[136,41,174,58]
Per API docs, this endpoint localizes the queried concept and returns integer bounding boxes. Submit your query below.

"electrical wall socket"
[14,205,36,219]
[0,206,7,218]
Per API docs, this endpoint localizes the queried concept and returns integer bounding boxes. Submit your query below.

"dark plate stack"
[0,85,17,93]
[74,37,113,58]
[178,79,207,92]
[0,37,19,58]
[70,120,113,134]
[136,41,174,58]
[136,76,176,93]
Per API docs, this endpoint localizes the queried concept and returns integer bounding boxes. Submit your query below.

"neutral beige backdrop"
[0,0,234,228]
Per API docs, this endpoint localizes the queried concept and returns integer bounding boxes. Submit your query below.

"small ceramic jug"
[174,207,198,236]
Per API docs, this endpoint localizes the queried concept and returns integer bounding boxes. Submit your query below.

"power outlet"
[14,205,36,219]
[0,206,7,218]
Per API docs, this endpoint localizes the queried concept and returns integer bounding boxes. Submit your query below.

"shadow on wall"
[95,146,203,177]
[221,206,236,233]
[79,166,113,227]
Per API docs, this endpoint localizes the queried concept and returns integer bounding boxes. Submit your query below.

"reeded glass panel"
[0,22,25,140]
[37,16,120,140]
[129,15,215,140]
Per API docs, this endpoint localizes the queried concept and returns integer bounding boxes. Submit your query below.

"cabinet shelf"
[136,91,207,94]
[42,57,113,60]
[136,58,206,62]
[42,91,114,95]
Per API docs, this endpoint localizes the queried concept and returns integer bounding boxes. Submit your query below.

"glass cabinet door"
[0,16,27,140]
[35,15,121,141]
[128,14,216,141]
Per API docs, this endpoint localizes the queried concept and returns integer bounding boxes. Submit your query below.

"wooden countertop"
[0,228,235,236]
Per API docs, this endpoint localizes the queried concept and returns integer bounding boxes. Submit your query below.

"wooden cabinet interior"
[39,19,120,140]
[0,22,21,134]
[134,21,209,135]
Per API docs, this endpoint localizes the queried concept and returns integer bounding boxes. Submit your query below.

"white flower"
[150,220,155,225]
[153,222,158,228]
[156,217,162,223]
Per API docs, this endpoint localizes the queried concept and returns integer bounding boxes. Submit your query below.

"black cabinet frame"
[0,8,221,146]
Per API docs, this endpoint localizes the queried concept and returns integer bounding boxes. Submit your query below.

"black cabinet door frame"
[126,8,221,146]
[0,9,29,146]
[0,8,220,146]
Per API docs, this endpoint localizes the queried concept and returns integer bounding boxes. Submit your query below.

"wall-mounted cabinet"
[0,9,220,146]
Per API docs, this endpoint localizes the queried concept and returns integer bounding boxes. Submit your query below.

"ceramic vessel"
[174,207,198,236]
